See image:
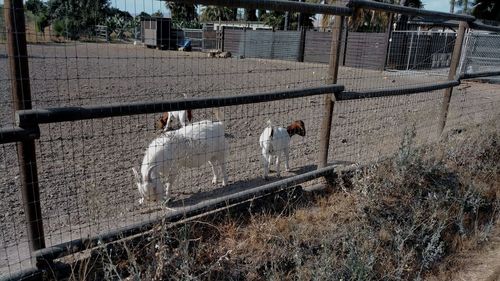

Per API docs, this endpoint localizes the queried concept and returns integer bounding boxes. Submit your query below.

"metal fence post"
[298,28,306,62]
[437,21,467,138]
[318,16,344,169]
[4,0,46,252]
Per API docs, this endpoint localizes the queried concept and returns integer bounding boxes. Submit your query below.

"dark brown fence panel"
[223,29,244,55]
[202,30,218,51]
[344,32,387,70]
[223,29,302,61]
[270,31,302,61]
[303,31,332,64]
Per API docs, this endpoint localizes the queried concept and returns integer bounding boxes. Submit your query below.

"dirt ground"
[0,43,499,277]
[426,219,500,281]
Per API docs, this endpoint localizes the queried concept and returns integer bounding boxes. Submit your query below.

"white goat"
[134,110,227,204]
[155,110,193,131]
[259,120,306,180]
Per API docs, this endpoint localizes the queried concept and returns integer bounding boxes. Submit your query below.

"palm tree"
[165,2,197,22]
[245,9,258,21]
[200,6,234,22]
[450,0,456,13]
[455,0,470,13]
[261,11,285,30]
[471,0,500,21]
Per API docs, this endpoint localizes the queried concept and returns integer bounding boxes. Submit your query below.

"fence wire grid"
[1,0,500,279]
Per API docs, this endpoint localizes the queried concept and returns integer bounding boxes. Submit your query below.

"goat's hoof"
[212,178,218,185]
[222,181,227,186]
[138,198,144,205]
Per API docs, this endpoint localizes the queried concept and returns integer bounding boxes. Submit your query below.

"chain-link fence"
[1,0,499,279]
[461,30,500,76]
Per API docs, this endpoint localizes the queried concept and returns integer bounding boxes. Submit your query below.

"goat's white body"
[164,110,190,130]
[138,120,227,203]
[259,124,291,179]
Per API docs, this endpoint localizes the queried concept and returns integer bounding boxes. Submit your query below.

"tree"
[261,11,285,30]
[152,10,164,18]
[165,2,197,22]
[200,6,235,22]
[138,12,151,19]
[472,0,500,21]
[0,4,4,41]
[450,0,456,13]
[455,0,473,14]
[47,0,110,39]
[26,0,46,15]
[25,0,51,34]
[105,7,133,20]
[245,9,258,21]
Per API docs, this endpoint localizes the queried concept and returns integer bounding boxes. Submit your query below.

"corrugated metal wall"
[344,32,387,70]
[303,31,386,70]
[223,29,302,61]
[223,29,244,56]
[303,31,332,64]
[222,29,391,70]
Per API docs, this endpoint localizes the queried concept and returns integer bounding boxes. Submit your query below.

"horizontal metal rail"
[460,71,500,80]
[166,0,500,34]
[0,126,40,144]
[0,267,42,281]
[165,0,353,16]
[348,0,475,22]
[469,21,500,33]
[17,85,344,126]
[336,81,459,101]
[35,164,341,261]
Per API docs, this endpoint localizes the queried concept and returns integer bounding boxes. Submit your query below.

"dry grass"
[58,123,499,281]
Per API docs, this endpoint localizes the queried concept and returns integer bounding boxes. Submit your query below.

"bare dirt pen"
[0,43,499,276]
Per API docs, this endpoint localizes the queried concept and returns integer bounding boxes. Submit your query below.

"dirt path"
[427,222,500,281]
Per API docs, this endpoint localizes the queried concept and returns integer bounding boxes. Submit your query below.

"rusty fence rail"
[1,0,500,280]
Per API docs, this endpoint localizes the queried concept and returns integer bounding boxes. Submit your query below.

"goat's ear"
[161,112,169,120]
[146,164,159,182]
[187,109,193,122]
[132,168,141,183]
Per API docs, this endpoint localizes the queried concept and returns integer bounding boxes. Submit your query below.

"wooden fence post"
[437,21,467,138]
[4,0,46,253]
[383,13,394,70]
[318,16,344,169]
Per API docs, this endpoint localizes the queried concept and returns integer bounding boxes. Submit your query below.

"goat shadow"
[168,163,323,208]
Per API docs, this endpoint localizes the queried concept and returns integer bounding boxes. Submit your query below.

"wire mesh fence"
[461,30,500,76]
[330,89,443,165]
[1,0,500,279]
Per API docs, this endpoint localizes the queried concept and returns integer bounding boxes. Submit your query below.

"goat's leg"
[219,159,228,186]
[262,149,270,180]
[285,147,290,172]
[179,113,186,127]
[165,174,176,202]
[275,154,281,178]
[208,161,218,184]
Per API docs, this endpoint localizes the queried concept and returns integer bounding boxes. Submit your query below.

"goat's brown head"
[155,112,169,130]
[287,120,306,137]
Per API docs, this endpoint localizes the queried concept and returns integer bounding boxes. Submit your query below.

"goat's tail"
[266,119,273,128]
[213,108,225,123]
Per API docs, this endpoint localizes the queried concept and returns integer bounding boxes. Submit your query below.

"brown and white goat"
[155,110,193,131]
[259,120,306,179]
